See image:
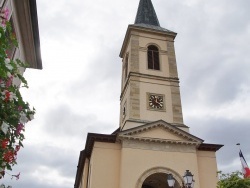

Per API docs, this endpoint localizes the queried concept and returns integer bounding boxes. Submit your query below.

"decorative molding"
[120,72,179,100]
[121,139,197,152]
[119,121,203,143]
[139,46,168,55]
[136,167,182,188]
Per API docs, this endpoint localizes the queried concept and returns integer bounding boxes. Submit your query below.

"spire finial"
[134,0,160,26]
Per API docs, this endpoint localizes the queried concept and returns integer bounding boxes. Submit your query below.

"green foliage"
[217,171,250,188]
[0,10,35,180]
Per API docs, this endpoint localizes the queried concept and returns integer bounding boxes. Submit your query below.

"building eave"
[74,133,117,188]
[28,0,42,69]
[85,133,117,157]
[198,143,224,151]
[13,0,42,69]
[74,150,86,188]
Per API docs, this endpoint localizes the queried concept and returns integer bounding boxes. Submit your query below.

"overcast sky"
[2,0,250,187]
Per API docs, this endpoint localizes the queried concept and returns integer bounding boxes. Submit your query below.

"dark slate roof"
[135,0,160,26]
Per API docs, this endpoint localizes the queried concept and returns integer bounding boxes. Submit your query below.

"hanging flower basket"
[0,8,35,179]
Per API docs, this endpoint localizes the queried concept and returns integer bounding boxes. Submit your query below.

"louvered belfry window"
[147,45,160,70]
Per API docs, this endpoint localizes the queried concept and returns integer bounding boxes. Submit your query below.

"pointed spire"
[134,0,160,26]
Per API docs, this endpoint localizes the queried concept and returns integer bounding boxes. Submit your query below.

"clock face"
[149,94,164,109]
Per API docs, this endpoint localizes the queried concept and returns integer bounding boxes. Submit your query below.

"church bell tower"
[119,0,186,131]
[74,1,223,188]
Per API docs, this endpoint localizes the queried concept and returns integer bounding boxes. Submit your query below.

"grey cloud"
[2,144,77,188]
[186,117,250,172]
[43,104,117,137]
[43,104,97,137]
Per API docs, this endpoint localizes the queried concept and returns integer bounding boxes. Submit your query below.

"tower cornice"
[120,72,180,100]
[120,24,177,58]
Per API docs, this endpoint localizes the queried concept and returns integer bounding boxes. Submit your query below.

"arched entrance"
[136,167,182,188]
[142,173,180,188]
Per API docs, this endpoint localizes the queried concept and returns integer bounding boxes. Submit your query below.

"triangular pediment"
[136,127,185,141]
[118,120,203,145]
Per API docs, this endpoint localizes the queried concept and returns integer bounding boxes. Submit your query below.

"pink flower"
[3,8,9,19]
[15,145,20,152]
[0,8,9,27]
[18,106,23,111]
[16,123,24,135]
[5,76,13,87]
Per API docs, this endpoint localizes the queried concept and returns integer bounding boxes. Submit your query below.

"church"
[74,0,223,188]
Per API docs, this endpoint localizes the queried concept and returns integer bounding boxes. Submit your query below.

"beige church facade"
[74,0,222,188]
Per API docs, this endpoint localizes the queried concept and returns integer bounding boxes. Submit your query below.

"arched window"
[147,45,160,70]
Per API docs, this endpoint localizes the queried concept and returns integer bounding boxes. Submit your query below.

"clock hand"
[155,98,160,104]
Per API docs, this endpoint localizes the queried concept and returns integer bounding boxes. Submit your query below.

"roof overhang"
[74,133,116,188]
[74,150,86,188]
[13,0,42,69]
[198,143,224,151]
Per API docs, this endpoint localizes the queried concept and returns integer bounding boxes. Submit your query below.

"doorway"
[142,173,180,188]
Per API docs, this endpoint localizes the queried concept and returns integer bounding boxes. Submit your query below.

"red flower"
[3,150,16,163]
[4,91,10,101]
[1,139,8,149]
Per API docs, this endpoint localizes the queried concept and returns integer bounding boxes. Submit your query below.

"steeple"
[134,0,160,26]
[119,0,184,132]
